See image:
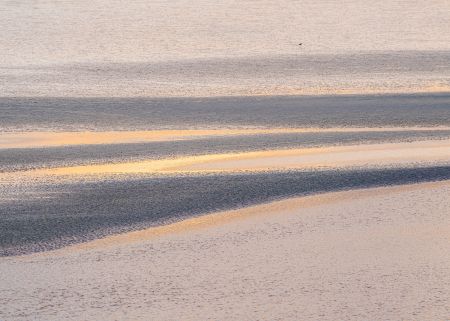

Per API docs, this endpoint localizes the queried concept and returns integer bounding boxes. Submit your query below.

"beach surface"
[1,0,449,317]
[1,180,449,320]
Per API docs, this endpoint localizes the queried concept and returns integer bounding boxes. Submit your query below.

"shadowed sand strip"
[33,179,450,257]
[2,127,450,149]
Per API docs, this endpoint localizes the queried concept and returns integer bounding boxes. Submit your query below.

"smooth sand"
[1,180,449,320]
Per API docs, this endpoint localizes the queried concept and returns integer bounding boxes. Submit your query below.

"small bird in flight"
[298,43,303,46]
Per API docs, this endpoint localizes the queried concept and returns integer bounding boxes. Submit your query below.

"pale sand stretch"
[1,181,449,320]
[2,126,450,149]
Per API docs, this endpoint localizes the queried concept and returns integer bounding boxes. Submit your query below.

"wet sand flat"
[1,181,449,320]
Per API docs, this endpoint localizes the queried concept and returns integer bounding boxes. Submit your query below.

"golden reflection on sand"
[37,180,450,256]
[2,127,450,149]
[0,129,268,148]
[15,139,450,178]
[179,139,450,172]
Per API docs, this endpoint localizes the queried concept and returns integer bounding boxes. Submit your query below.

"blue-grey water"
[2,94,450,131]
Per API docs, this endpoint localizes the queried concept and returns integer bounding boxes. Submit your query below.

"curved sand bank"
[12,139,450,178]
[2,180,449,320]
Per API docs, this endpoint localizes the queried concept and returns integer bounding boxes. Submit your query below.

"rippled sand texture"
[1,181,449,320]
